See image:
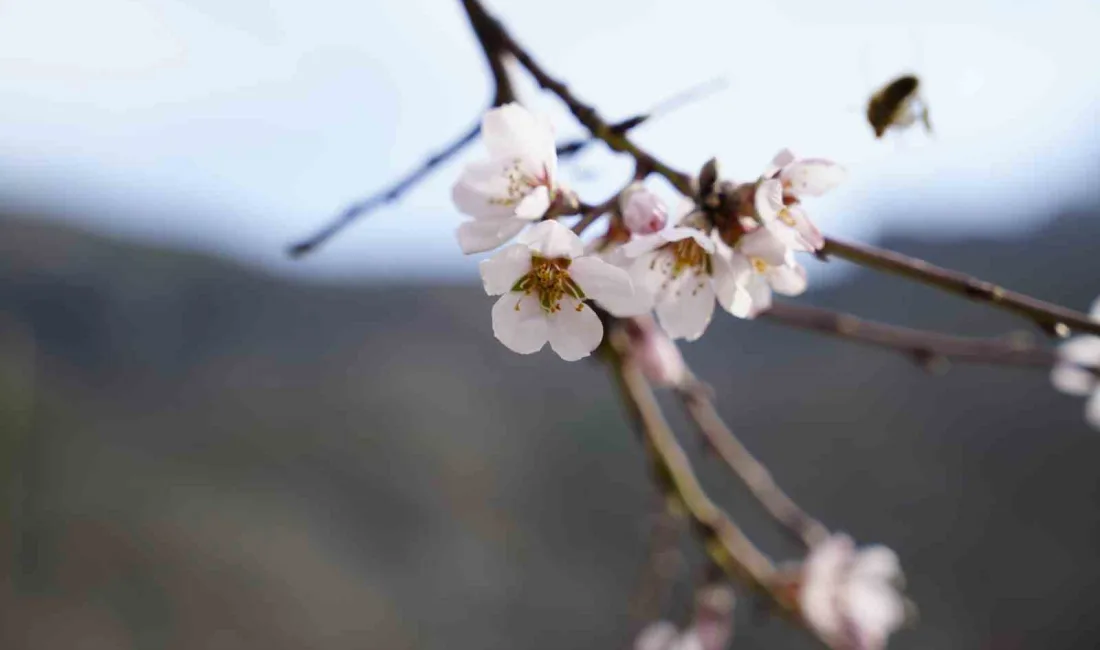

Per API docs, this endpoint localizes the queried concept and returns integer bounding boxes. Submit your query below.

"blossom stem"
[821,237,1100,338]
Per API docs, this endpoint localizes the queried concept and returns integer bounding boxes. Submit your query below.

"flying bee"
[866,74,932,138]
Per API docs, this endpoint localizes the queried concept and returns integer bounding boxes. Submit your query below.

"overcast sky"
[0,0,1098,281]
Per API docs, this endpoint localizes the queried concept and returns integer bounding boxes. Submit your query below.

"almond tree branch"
[676,382,831,549]
[820,237,1100,338]
[606,344,830,646]
[762,302,1060,370]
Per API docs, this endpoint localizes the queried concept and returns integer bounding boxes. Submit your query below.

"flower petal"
[738,227,790,266]
[514,185,551,220]
[482,103,555,168]
[491,293,548,354]
[754,178,785,222]
[655,273,716,341]
[479,244,532,295]
[1059,336,1100,367]
[570,256,645,316]
[518,220,584,259]
[452,159,519,220]
[547,298,604,361]
[786,204,826,252]
[711,247,744,314]
[635,622,679,650]
[768,262,808,296]
[780,159,846,197]
[852,546,903,584]
[456,217,527,255]
[761,148,796,179]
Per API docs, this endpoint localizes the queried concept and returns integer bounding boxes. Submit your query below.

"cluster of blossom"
[1051,298,1100,429]
[452,103,846,362]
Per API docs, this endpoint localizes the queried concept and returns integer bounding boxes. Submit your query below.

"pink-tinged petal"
[710,248,743,313]
[630,315,687,387]
[479,244,532,295]
[761,148,797,178]
[738,227,789,266]
[1086,391,1100,430]
[743,275,773,317]
[456,217,527,255]
[852,547,903,584]
[1051,361,1095,396]
[514,185,551,220]
[519,220,584,259]
[635,622,679,650]
[845,580,906,650]
[768,262,808,296]
[786,204,825,252]
[452,160,517,220]
[482,103,556,177]
[754,178,785,223]
[621,232,671,259]
[621,186,669,235]
[628,250,672,304]
[547,297,604,361]
[570,256,643,316]
[780,159,846,197]
[491,293,548,354]
[655,272,715,341]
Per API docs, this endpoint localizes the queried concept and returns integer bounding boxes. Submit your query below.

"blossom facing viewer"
[452,103,566,254]
[800,534,908,650]
[1050,297,1100,429]
[620,208,741,342]
[726,225,808,319]
[479,220,637,361]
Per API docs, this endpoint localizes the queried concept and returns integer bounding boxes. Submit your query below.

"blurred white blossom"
[800,534,907,650]
[1050,297,1100,429]
[634,585,735,650]
[754,149,845,252]
[479,220,637,361]
[452,103,566,254]
[621,183,669,235]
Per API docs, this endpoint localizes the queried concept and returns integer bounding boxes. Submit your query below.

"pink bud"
[627,316,686,387]
[621,185,668,235]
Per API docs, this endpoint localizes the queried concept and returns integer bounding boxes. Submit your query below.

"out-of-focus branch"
[763,302,1063,370]
[676,383,830,549]
[606,344,825,641]
[288,122,481,257]
[821,237,1100,338]
[627,509,683,626]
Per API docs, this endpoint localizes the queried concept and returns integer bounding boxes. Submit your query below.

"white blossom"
[754,149,845,252]
[726,226,808,319]
[634,585,735,650]
[621,183,669,235]
[479,220,637,361]
[800,534,907,650]
[620,207,741,342]
[1050,297,1100,429]
[452,103,564,254]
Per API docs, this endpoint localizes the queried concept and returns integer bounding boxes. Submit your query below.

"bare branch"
[676,382,831,549]
[288,122,481,257]
[763,302,1060,370]
[821,237,1100,338]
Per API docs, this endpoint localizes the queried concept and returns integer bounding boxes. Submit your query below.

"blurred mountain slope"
[1,208,1099,650]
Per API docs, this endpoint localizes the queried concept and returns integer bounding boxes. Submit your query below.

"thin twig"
[288,122,481,257]
[763,302,1059,370]
[821,237,1100,338]
[676,382,830,549]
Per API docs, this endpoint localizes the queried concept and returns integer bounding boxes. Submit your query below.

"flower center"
[511,256,585,313]
[670,238,711,278]
[491,159,552,207]
[750,257,769,274]
[777,207,797,227]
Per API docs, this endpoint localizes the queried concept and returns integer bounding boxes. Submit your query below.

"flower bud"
[627,315,686,387]
[620,184,668,235]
